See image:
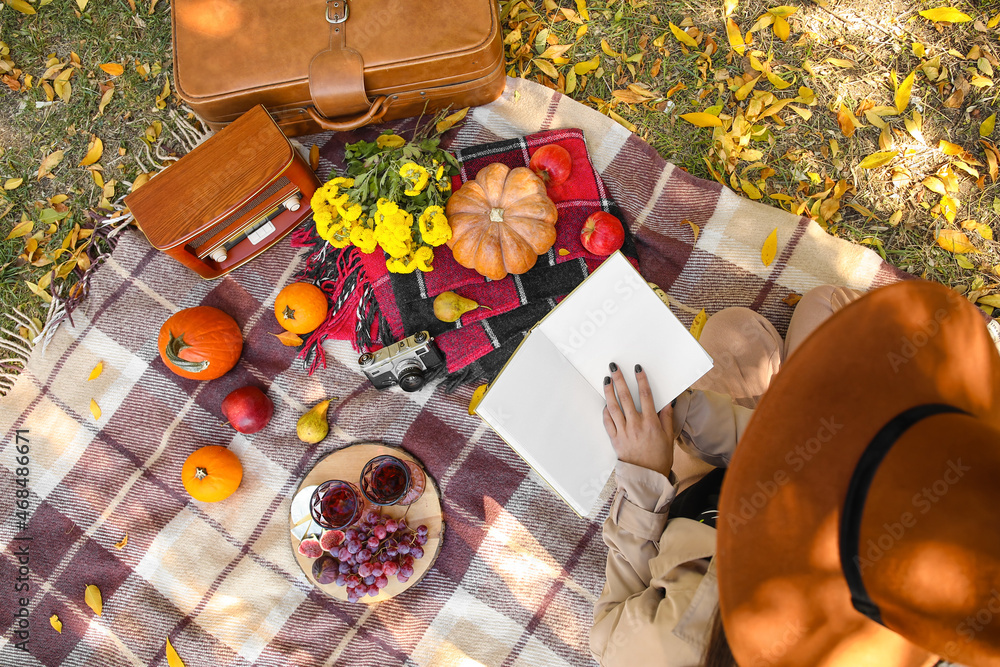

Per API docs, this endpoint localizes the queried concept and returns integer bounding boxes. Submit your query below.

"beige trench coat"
[590,287,862,666]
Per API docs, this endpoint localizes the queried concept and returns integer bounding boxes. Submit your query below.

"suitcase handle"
[307,95,390,131]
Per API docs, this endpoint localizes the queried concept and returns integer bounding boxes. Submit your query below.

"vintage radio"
[125,105,321,279]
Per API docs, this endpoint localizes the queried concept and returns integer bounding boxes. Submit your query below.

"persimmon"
[275,282,329,334]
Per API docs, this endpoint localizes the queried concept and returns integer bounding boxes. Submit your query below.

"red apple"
[581,211,625,256]
[222,386,274,434]
[528,144,572,187]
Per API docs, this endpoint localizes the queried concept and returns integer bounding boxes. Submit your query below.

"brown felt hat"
[716,280,1000,667]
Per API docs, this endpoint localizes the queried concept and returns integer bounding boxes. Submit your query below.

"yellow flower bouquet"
[310,119,460,273]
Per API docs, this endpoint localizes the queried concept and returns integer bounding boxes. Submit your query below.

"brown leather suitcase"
[172,0,506,136]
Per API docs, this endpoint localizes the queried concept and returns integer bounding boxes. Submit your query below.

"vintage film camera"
[359,332,444,392]
[125,105,320,279]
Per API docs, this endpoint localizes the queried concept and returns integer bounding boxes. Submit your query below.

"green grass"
[0,0,174,331]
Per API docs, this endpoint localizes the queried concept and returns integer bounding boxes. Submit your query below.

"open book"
[475,252,714,516]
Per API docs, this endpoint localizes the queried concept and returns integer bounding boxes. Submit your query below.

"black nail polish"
[609,362,618,372]
[635,364,642,373]
[604,376,611,385]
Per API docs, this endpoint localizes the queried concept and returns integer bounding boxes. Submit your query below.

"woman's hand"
[602,362,675,479]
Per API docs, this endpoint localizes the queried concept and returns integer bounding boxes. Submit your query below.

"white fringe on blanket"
[0,107,214,395]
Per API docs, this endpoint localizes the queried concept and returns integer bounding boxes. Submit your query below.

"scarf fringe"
[291,225,383,374]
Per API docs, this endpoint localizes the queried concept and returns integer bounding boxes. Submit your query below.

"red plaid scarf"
[291,128,638,386]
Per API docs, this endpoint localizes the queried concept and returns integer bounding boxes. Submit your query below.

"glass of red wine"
[359,455,412,506]
[310,480,366,530]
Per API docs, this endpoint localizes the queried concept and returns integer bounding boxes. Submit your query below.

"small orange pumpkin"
[182,445,243,502]
[158,306,243,380]
[274,282,329,334]
[445,163,558,280]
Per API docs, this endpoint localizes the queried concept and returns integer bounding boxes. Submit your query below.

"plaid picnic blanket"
[291,128,640,386]
[0,77,906,667]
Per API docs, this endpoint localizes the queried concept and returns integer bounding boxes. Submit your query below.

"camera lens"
[394,359,425,392]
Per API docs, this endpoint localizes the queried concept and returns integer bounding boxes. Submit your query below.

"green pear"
[297,399,331,444]
[434,291,485,323]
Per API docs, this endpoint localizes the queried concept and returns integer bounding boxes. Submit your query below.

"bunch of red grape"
[298,509,430,603]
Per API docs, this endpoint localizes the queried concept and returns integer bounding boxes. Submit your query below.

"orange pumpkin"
[445,163,558,280]
[182,445,243,502]
[274,282,329,334]
[158,306,243,381]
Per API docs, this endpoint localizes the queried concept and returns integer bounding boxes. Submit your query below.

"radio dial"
[209,247,228,263]
[282,193,302,212]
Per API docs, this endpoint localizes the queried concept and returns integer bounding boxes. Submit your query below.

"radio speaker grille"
[190,176,291,252]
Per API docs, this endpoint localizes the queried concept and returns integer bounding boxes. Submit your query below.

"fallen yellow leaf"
[981,114,996,138]
[166,637,186,667]
[4,177,23,190]
[923,176,947,195]
[939,195,959,224]
[726,18,745,55]
[558,248,570,256]
[309,144,319,171]
[37,150,65,180]
[79,137,103,167]
[7,0,37,14]
[761,228,778,266]
[114,533,128,549]
[682,219,700,243]
[574,55,600,76]
[978,294,1000,308]
[735,75,761,101]
[680,112,722,127]
[99,63,124,76]
[936,229,978,253]
[961,219,993,240]
[767,5,798,18]
[435,107,469,134]
[88,361,103,381]
[469,384,488,415]
[575,0,589,21]
[85,584,103,616]
[669,22,698,48]
[50,614,62,633]
[858,150,898,169]
[5,219,33,241]
[600,39,622,59]
[740,178,762,199]
[895,71,915,113]
[89,399,102,420]
[836,104,859,138]
[773,16,790,41]
[918,7,972,23]
[375,134,405,149]
[271,331,304,347]
[689,309,708,340]
[96,84,115,116]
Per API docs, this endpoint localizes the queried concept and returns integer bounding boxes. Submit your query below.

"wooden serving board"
[289,443,443,604]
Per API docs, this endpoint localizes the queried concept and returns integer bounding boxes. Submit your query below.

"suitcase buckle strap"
[326,0,349,24]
